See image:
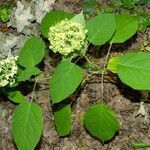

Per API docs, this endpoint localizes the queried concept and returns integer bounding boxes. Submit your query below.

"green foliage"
[106,0,150,33]
[121,0,135,9]
[109,0,150,10]
[117,52,150,90]
[40,11,74,38]
[81,0,100,15]
[17,67,41,82]
[7,90,25,103]
[108,0,123,11]
[132,142,150,149]
[50,60,82,104]
[139,0,150,8]
[54,104,71,136]
[86,13,116,45]
[111,14,138,43]
[0,8,10,22]
[83,104,120,142]
[18,36,45,68]
[0,0,13,22]
[138,14,150,33]
[12,102,43,150]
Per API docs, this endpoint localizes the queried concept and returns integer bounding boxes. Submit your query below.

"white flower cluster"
[0,56,18,87]
[48,19,88,56]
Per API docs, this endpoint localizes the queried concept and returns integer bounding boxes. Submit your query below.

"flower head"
[48,19,88,56]
[0,56,18,87]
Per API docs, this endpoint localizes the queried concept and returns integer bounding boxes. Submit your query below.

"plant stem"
[81,73,95,85]
[31,80,37,102]
[29,77,51,81]
[101,44,112,100]
[84,55,100,68]
[132,142,150,149]
[84,55,91,64]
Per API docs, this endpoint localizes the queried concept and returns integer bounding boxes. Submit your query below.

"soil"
[0,0,150,150]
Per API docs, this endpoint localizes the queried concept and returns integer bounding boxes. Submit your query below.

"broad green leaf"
[86,13,116,45]
[83,104,120,142]
[71,12,85,26]
[107,56,121,73]
[54,104,71,136]
[40,11,74,38]
[111,14,138,43]
[117,52,150,90]
[17,67,41,82]
[18,36,45,68]
[7,90,25,103]
[12,102,43,150]
[50,60,82,104]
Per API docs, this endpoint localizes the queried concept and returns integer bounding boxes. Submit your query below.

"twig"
[101,44,112,100]
[84,55,100,68]
[29,77,51,81]
[31,80,37,102]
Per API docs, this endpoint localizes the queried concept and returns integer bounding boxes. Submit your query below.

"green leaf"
[117,52,150,90]
[111,14,138,43]
[18,36,45,68]
[83,104,120,142]
[71,12,85,26]
[50,60,82,104]
[40,10,74,38]
[86,13,116,45]
[7,90,25,103]
[17,67,41,82]
[107,56,121,73]
[54,104,71,136]
[12,102,43,150]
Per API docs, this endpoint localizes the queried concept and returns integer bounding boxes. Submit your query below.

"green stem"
[132,142,150,149]
[84,55,100,68]
[81,73,95,85]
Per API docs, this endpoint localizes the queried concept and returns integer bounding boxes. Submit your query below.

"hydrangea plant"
[2,10,150,150]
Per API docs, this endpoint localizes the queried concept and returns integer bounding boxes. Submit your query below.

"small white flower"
[0,56,18,87]
[48,19,88,56]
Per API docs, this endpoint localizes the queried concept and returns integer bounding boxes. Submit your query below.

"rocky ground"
[0,0,150,150]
